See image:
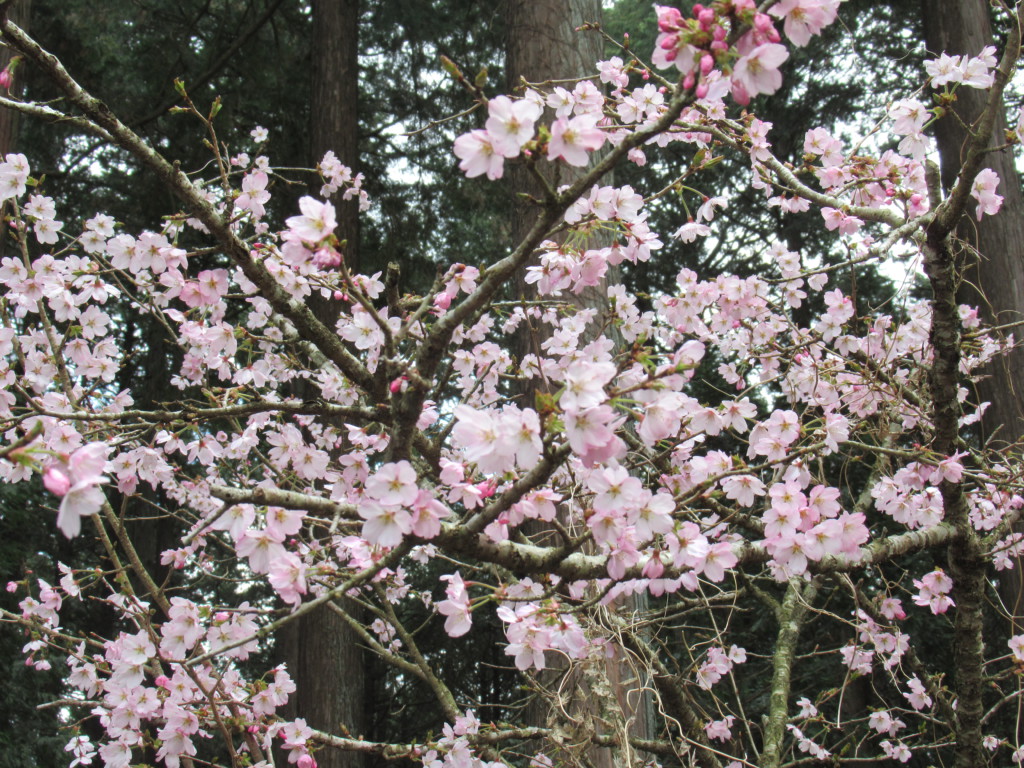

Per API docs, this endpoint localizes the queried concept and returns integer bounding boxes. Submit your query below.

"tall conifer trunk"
[505,3,652,765]
[281,3,368,767]
[921,0,1024,621]
[0,0,26,157]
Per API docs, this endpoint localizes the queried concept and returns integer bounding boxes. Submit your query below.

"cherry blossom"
[0,9,1022,768]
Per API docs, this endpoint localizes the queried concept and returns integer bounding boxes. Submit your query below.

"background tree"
[922,0,1024,627]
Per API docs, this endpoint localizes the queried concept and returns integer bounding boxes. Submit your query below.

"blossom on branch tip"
[731,44,789,104]
[285,196,337,242]
[43,442,111,538]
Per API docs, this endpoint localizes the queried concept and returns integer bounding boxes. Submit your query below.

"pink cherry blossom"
[285,196,337,242]
[45,442,111,538]
[971,167,1002,220]
[731,43,789,104]
[437,572,473,637]
[547,115,605,167]
[453,129,505,180]
[485,95,540,157]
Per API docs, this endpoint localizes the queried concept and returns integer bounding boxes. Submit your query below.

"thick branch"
[759,579,819,768]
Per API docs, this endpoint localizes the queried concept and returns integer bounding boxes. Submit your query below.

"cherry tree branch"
[0,17,383,402]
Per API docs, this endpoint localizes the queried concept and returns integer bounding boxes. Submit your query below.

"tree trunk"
[921,0,1024,622]
[311,0,360,274]
[281,4,367,768]
[922,0,1024,751]
[506,0,608,332]
[0,0,27,157]
[505,3,652,765]
[922,0,1024,450]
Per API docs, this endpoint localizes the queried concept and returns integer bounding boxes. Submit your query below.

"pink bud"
[389,376,408,394]
[754,13,774,34]
[657,6,683,32]
[5,581,17,592]
[696,82,709,99]
[683,73,695,91]
[332,291,344,300]
[700,53,714,75]
[296,755,317,768]
[659,33,679,51]
[642,554,665,579]
[0,67,13,91]
[155,675,171,688]
[43,466,71,497]
[698,8,715,27]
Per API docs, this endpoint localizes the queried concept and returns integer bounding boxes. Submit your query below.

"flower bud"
[754,13,774,34]
[43,466,71,497]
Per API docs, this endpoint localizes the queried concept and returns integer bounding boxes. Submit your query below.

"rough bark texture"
[922,224,986,768]
[506,0,610,339]
[922,0,1024,640]
[759,580,817,768]
[281,4,367,768]
[0,0,26,156]
[505,3,651,765]
[918,5,1023,757]
[311,0,360,274]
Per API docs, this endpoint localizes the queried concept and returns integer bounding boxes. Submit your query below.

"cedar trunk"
[921,0,1024,622]
[281,3,367,768]
[505,3,652,765]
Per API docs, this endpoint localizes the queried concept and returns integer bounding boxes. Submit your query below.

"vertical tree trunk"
[922,0,1024,753]
[311,0,360,274]
[0,0,27,157]
[506,0,608,324]
[281,4,367,768]
[921,0,1024,622]
[505,3,652,765]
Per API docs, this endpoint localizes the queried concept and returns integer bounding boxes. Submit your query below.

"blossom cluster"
[2,5,1024,768]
